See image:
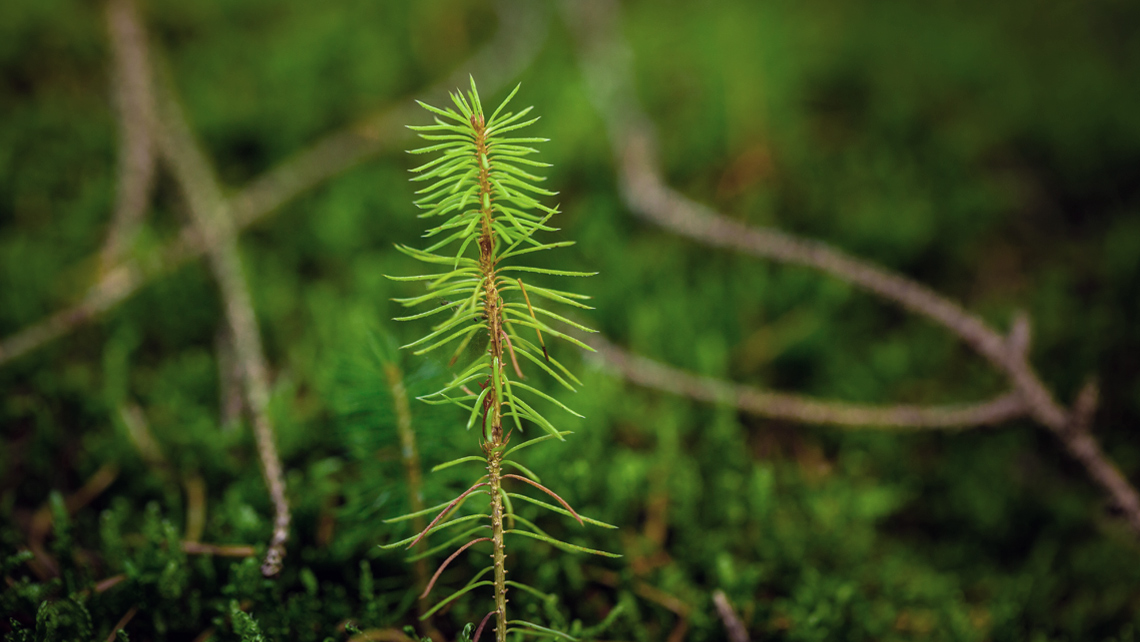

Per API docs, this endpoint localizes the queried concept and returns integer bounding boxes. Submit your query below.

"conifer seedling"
[381,78,619,642]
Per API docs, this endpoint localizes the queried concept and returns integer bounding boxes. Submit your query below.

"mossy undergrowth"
[5,0,1140,639]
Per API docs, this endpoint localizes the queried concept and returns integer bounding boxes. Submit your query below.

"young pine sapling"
[381,79,619,642]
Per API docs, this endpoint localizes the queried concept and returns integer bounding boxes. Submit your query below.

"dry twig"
[216,325,246,431]
[102,0,157,272]
[26,463,120,579]
[347,630,417,642]
[150,54,291,575]
[104,605,139,642]
[712,590,750,642]
[184,474,207,543]
[180,542,257,557]
[0,0,550,575]
[0,0,549,368]
[561,0,1140,536]
[588,333,1026,429]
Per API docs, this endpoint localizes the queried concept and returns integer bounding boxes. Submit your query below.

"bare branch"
[1008,310,1031,359]
[1070,378,1099,436]
[149,25,290,574]
[94,574,127,594]
[216,325,245,432]
[712,590,750,642]
[589,333,1025,429]
[0,265,142,365]
[102,0,157,272]
[26,463,121,579]
[561,0,1140,536]
[180,542,257,557]
[104,604,139,642]
[0,0,549,369]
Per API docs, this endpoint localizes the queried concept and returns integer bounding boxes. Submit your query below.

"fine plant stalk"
[383,79,618,642]
[382,361,437,628]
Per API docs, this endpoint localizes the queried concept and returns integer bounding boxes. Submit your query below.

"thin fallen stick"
[102,0,157,273]
[184,474,207,543]
[0,0,549,368]
[347,630,417,642]
[216,325,245,431]
[180,542,257,557]
[26,463,121,579]
[95,574,127,593]
[104,604,139,642]
[588,567,690,640]
[561,0,1140,536]
[151,57,291,575]
[588,332,1026,429]
[712,590,750,642]
[0,264,144,366]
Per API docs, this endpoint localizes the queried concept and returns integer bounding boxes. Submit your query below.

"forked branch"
[0,0,550,368]
[148,35,290,574]
[561,0,1140,536]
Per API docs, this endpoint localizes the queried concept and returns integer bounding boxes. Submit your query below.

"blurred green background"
[3,0,1140,639]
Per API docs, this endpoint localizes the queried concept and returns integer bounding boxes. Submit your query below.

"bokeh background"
[3,0,1140,639]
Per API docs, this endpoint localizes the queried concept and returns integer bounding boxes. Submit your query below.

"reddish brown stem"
[181,542,256,557]
[502,474,583,525]
[516,278,549,361]
[421,537,492,599]
[501,331,526,379]
[95,574,128,594]
[408,483,488,549]
[473,611,496,642]
[104,605,139,642]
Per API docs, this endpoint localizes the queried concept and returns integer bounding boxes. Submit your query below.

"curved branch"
[561,0,1140,536]
[589,333,1025,429]
[0,0,550,368]
[712,590,750,642]
[151,50,291,575]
